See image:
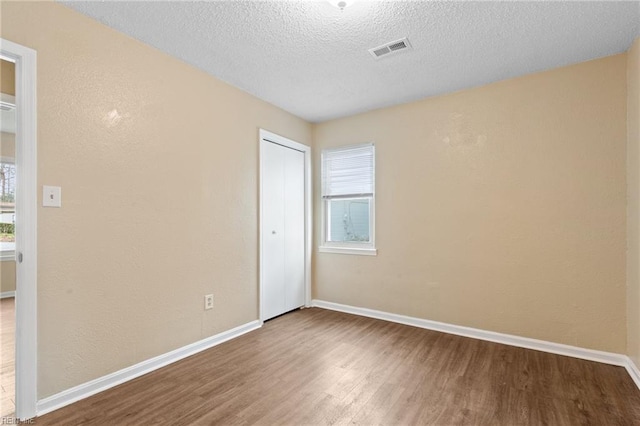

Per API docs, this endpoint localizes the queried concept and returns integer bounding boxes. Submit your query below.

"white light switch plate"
[43,185,62,207]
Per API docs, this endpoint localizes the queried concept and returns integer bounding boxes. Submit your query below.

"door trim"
[259,129,311,322]
[0,39,38,420]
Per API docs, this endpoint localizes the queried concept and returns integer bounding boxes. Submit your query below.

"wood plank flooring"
[36,308,640,425]
[0,297,15,419]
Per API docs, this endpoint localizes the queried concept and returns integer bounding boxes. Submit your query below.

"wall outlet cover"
[205,294,214,310]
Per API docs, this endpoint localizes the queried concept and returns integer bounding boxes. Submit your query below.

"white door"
[261,140,305,321]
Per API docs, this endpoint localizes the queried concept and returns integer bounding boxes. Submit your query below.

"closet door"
[262,141,286,320]
[262,141,305,320]
[283,147,305,312]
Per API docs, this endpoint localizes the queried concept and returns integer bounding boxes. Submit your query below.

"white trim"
[625,357,640,390]
[1,38,38,421]
[1,93,16,106]
[318,246,377,256]
[37,320,262,416]
[0,250,15,261]
[311,300,640,389]
[259,129,312,322]
[261,130,310,153]
[0,290,15,299]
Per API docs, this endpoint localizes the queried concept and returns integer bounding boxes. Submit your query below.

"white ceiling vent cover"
[368,37,412,60]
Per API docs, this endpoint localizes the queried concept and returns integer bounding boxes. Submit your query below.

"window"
[320,143,376,255]
[0,160,15,259]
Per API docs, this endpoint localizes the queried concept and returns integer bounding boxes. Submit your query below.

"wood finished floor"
[0,297,15,419]
[36,308,640,425]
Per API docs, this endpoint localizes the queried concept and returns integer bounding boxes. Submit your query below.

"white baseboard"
[0,290,15,299]
[625,357,640,390]
[312,299,640,390]
[37,320,262,416]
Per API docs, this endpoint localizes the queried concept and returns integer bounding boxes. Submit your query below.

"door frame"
[259,129,311,322]
[1,38,38,420]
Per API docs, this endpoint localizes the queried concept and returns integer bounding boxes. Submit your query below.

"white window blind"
[321,144,374,199]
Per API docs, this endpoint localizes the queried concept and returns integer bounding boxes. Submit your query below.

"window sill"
[0,250,15,261]
[318,246,377,256]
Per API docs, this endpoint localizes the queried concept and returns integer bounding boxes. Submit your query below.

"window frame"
[319,143,377,256]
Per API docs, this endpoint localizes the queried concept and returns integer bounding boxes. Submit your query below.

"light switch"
[43,185,62,207]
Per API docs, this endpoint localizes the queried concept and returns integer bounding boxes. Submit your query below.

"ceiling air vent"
[368,37,412,60]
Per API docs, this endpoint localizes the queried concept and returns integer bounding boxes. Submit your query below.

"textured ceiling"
[61,1,640,123]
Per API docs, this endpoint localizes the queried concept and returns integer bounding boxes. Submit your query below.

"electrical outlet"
[204,294,214,310]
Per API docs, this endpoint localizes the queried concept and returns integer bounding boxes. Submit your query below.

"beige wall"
[313,54,628,353]
[1,261,16,294]
[1,2,311,398]
[628,37,640,367]
[1,59,15,96]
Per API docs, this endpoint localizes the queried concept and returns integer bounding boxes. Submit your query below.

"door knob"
[272,230,277,234]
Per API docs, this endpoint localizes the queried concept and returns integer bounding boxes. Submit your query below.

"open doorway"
[1,38,37,421]
[0,57,16,418]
